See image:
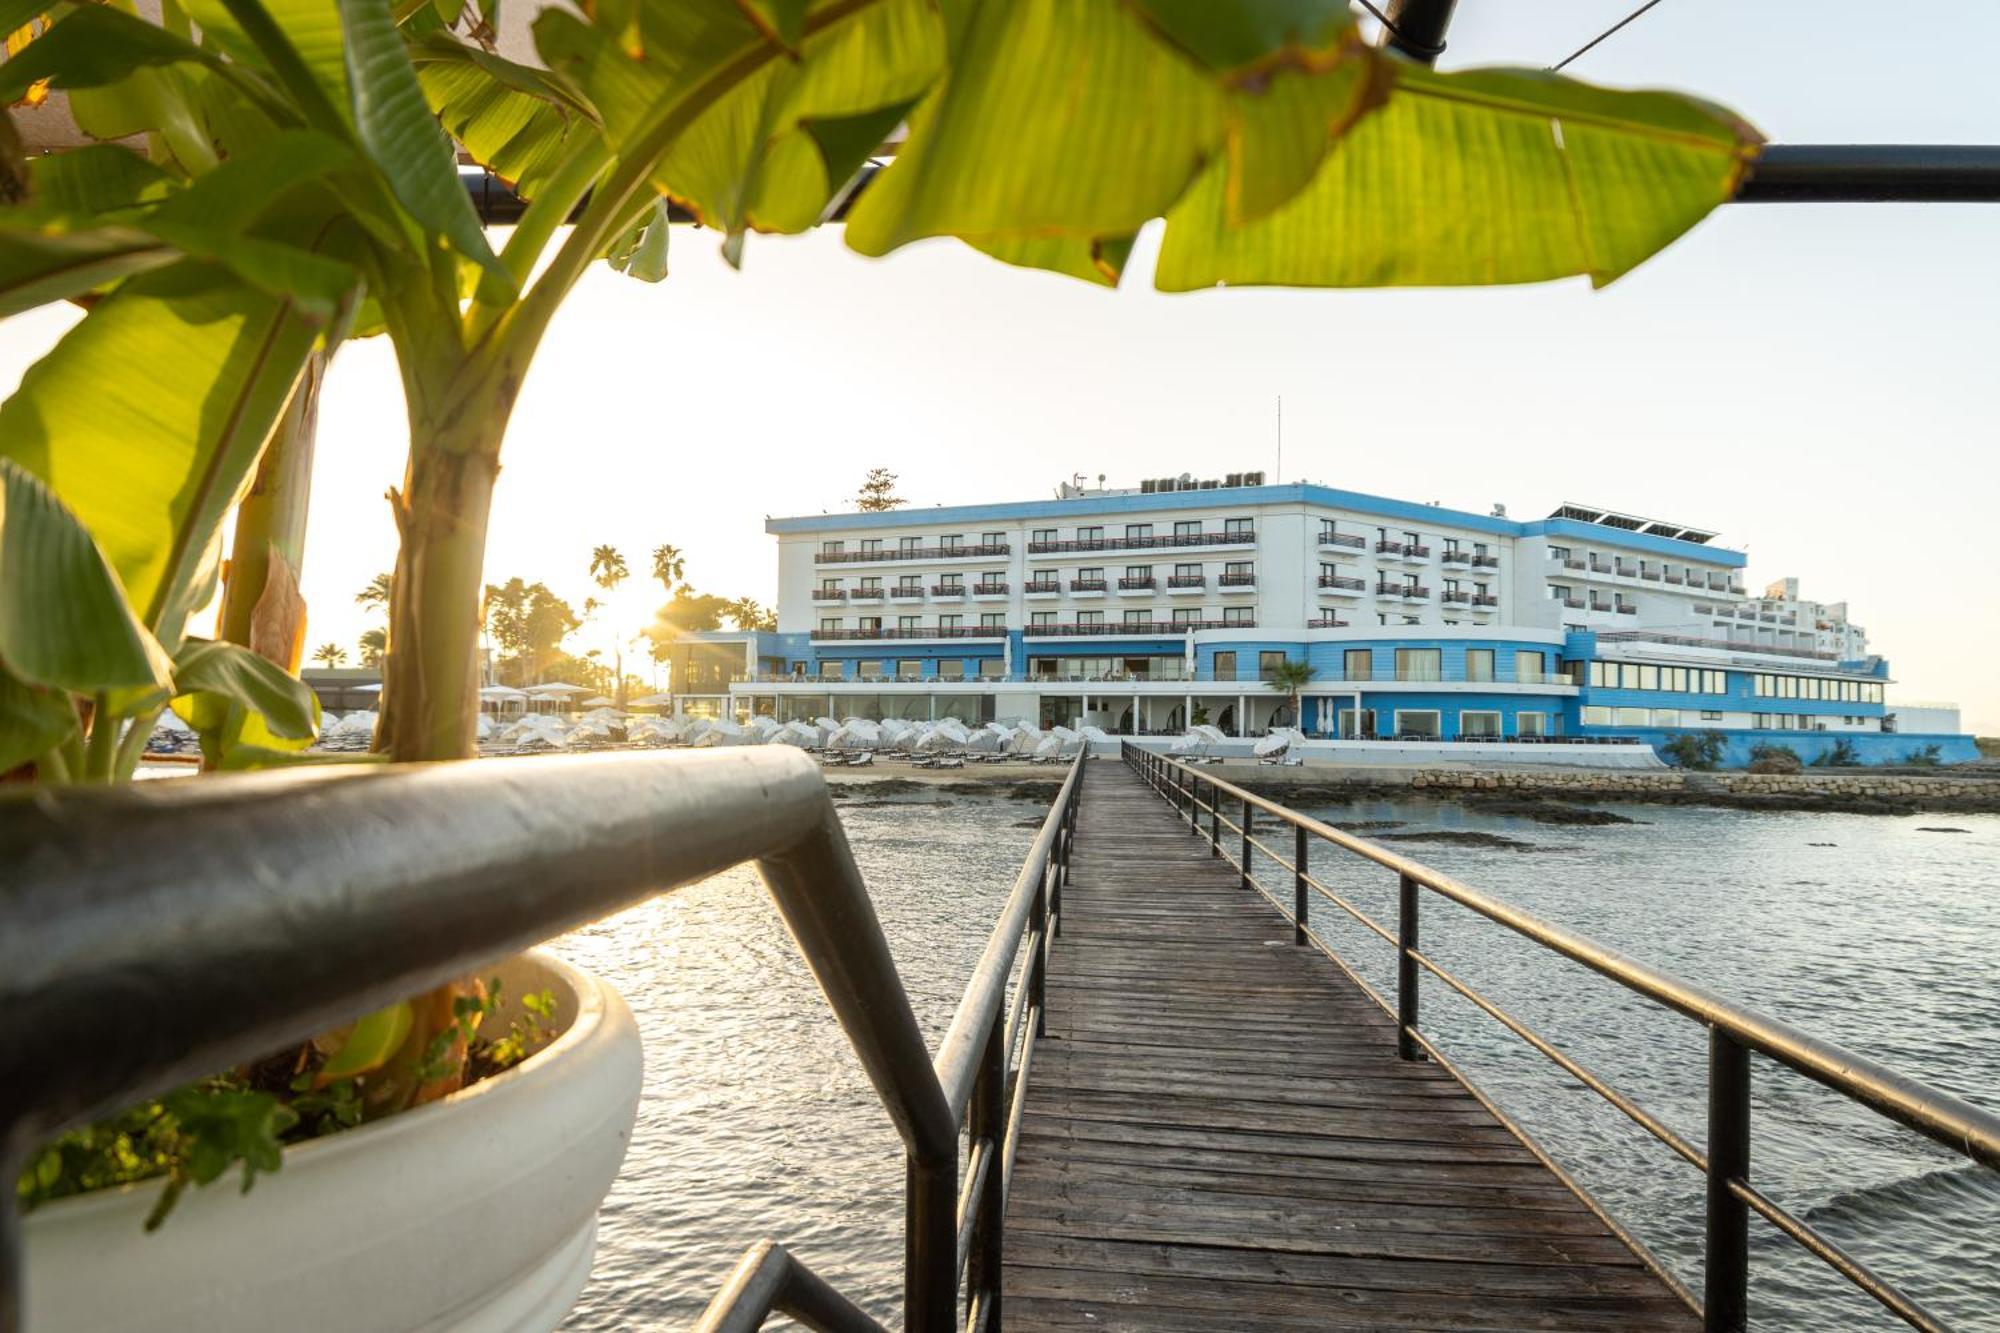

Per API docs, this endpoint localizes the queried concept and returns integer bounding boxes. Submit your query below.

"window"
[1319,520,1338,543]
[821,540,844,557]
[1076,526,1102,542]
[1213,650,1237,679]
[1652,709,1681,727]
[1638,664,1659,690]
[859,616,882,632]
[1474,543,1490,561]
[1032,528,1056,544]
[1550,545,1570,561]
[1172,608,1200,626]
[1443,538,1461,556]
[1344,649,1372,681]
[982,531,1005,547]
[860,539,882,554]
[1174,520,1201,537]
[978,659,1004,679]
[1395,648,1441,682]
[939,534,962,552]
[1078,610,1104,627]
[1078,566,1104,582]
[938,660,965,680]
[1259,651,1287,679]
[1615,706,1649,726]
[860,576,882,592]
[819,617,841,633]
[857,661,883,680]
[1460,711,1501,738]
[1514,650,1544,683]
[898,616,920,630]
[980,612,1004,628]
[1175,562,1201,578]
[819,580,841,595]
[1123,610,1150,626]
[1223,606,1253,625]
[898,659,922,679]
[1225,517,1254,537]
[939,614,961,630]
[1443,578,1461,595]
[1125,523,1152,540]
[1030,611,1054,628]
[1125,564,1152,580]
[1549,584,1572,600]
[1466,649,1494,682]
[897,575,921,593]
[1701,710,1723,721]
[1581,705,1613,726]
[819,660,845,680]
[1394,710,1441,739]
[938,574,964,591]
[1517,712,1547,737]
[1224,560,1252,577]
[899,536,921,553]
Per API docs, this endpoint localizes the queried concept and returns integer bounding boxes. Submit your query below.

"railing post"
[1704,1028,1751,1333]
[1209,778,1220,855]
[1240,799,1252,890]
[1030,863,1049,1038]
[1397,873,1420,1060]
[966,1016,1006,1327]
[1294,823,1309,945]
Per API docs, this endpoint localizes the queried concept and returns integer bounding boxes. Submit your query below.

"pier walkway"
[1001,759,1695,1330]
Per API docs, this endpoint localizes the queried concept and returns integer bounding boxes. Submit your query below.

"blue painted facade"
[1604,730,1979,769]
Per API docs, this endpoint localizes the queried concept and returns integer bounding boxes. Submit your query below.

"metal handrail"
[0,746,1087,1333]
[1121,742,2000,1333]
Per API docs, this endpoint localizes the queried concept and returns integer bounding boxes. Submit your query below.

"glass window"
[978,659,1003,679]
[859,616,882,631]
[857,660,883,680]
[1581,705,1613,726]
[1078,610,1103,626]
[982,531,1005,546]
[860,577,882,591]
[938,660,964,680]
[1639,664,1659,690]
[1213,650,1237,679]
[1224,560,1252,576]
[899,536,920,552]
[939,534,962,551]
[1076,526,1102,541]
[1460,711,1501,737]
[1466,649,1494,682]
[898,616,920,630]
[980,612,1004,628]
[1030,611,1054,627]
[938,574,963,590]
[898,660,922,678]
[1394,710,1441,738]
[1620,663,1640,689]
[1395,648,1441,682]
[939,614,961,629]
[1225,517,1253,536]
[1032,528,1056,544]
[1652,709,1681,727]
[1175,562,1201,578]
[898,575,921,591]
[1258,651,1287,679]
[1125,524,1152,540]
[1514,650,1543,683]
[819,660,845,680]
[822,540,844,556]
[1223,607,1253,625]
[1344,649,1372,681]
[1174,520,1201,537]
[1517,711,1547,737]
[1615,706,1649,725]
[1172,608,1199,626]
[1123,610,1150,626]
[1125,565,1152,580]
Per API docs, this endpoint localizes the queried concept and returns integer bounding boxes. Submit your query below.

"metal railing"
[1026,532,1252,554]
[1,747,1088,1333]
[1120,743,2000,1333]
[818,544,1010,565]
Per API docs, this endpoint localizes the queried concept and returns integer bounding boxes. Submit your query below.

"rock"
[1917,826,1971,834]
[1372,830,1568,853]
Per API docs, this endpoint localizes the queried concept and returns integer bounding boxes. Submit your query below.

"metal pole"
[1705,1029,1752,1332]
[1030,864,1048,1039]
[1294,823,1309,945]
[1397,873,1421,1060]
[1209,778,1220,855]
[966,1017,1006,1327]
[1240,799,1252,891]
[1378,0,1458,64]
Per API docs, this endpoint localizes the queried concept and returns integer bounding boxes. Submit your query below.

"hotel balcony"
[1441,550,1471,565]
[1318,532,1366,551]
[1472,554,1499,568]
[812,588,847,602]
[816,542,1009,566]
[1374,539,1405,556]
[1441,589,1471,604]
[889,588,925,602]
[1318,574,1366,594]
[849,589,885,602]
[929,584,966,600]
[1069,578,1107,595]
[1166,575,1206,592]
[1023,580,1061,597]
[1026,531,1253,554]
[1562,558,1587,571]
[1217,573,1256,588]
[1116,577,1156,594]
[812,625,1008,641]
[969,582,1009,600]
[1664,573,1687,585]
[1562,596,1586,608]
[1472,594,1499,607]
[1639,569,1664,582]
[1615,604,1639,615]
[1306,616,1350,628]
[1024,619,1246,637]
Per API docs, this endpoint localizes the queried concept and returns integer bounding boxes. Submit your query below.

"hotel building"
[671,478,1972,765]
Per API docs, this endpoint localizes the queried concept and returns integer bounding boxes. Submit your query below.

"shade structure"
[581,696,617,707]
[479,686,528,700]
[629,694,673,707]
[524,683,591,696]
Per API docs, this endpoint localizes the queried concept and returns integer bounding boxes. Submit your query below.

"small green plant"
[1660,730,1725,770]
[1904,743,1943,768]
[1810,737,1860,767]
[1747,742,1803,774]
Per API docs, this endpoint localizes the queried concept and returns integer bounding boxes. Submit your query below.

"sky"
[3,1,1996,730]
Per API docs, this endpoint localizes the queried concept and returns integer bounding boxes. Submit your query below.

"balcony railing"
[1472,554,1499,567]
[1615,604,1639,615]
[1026,531,1252,554]
[1562,596,1586,608]
[1441,590,1471,603]
[1318,574,1366,591]
[1405,545,1431,558]
[1306,617,1350,628]
[1597,630,1840,662]
[890,587,925,600]
[1166,575,1205,588]
[812,589,847,601]
[1562,558,1587,570]
[1068,578,1107,592]
[1318,532,1366,549]
[1116,577,1155,590]
[1376,583,1429,598]
[816,542,1009,564]
[1218,573,1256,587]
[1664,573,1686,585]
[1023,581,1060,594]
[850,589,884,601]
[930,584,966,597]
[1024,620,1248,637]
[1374,540,1404,555]
[813,626,1009,640]
[1640,570,1663,582]
[1472,594,1499,607]
[970,583,1008,596]
[1441,551,1471,564]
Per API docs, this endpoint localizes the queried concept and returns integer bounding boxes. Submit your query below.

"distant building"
[670,477,1975,765]
[301,667,382,715]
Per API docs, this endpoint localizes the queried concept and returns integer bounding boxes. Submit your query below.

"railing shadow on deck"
[0,746,1085,1333]
[1123,741,2000,1333]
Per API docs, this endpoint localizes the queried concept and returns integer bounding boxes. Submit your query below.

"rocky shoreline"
[827,762,2000,816]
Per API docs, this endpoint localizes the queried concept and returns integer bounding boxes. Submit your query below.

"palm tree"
[354,572,393,610]
[650,544,685,594]
[589,547,630,705]
[311,642,348,668]
[726,597,775,631]
[1264,659,1317,732]
[357,628,388,671]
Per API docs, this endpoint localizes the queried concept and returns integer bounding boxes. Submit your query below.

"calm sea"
[554,780,2000,1330]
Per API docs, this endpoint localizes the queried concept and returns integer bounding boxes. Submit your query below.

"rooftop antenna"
[1275,394,1282,483]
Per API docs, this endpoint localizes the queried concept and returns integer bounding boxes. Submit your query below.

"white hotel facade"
[675,478,1972,766]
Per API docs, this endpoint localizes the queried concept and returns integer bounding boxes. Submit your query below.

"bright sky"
[4,1,1996,730]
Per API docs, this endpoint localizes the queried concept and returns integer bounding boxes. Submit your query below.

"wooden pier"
[1001,760,1695,1331]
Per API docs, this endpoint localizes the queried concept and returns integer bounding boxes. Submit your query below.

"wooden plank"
[1001,760,1694,1331]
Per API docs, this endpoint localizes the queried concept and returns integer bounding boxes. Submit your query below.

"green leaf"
[191,0,351,129]
[411,33,599,202]
[0,669,80,773]
[845,0,1220,259]
[0,6,225,105]
[0,263,321,649]
[315,1002,414,1085]
[0,227,179,319]
[1125,0,1354,72]
[337,0,507,283]
[0,459,172,694]
[213,743,387,769]
[170,637,319,739]
[604,196,670,282]
[18,144,177,223]
[1156,64,1763,291]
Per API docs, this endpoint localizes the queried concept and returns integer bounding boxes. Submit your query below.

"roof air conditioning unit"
[1244,470,1265,486]
[1140,479,1157,493]
[1200,479,1220,489]
[1225,472,1243,487]
[1157,477,1177,493]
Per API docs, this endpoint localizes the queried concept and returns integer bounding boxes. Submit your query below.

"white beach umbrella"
[1007,724,1044,756]
[581,695,617,708]
[1192,724,1227,745]
[629,693,673,707]
[774,721,823,748]
[1254,731,1291,757]
[1033,733,1063,759]
[331,710,378,737]
[747,715,783,741]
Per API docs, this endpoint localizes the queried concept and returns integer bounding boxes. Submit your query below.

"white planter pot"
[23,950,641,1333]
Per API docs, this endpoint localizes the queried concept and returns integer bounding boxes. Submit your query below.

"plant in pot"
[2,0,1761,1325]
